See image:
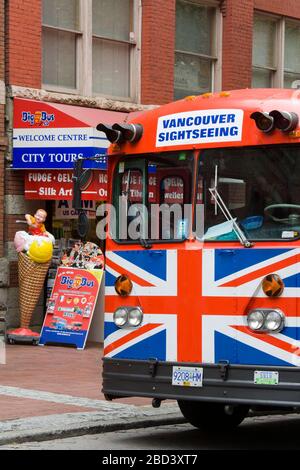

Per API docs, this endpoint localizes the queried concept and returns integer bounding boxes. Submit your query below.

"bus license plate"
[172,366,203,387]
[254,370,279,385]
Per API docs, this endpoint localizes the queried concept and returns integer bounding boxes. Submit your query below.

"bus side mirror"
[72,159,93,210]
[77,210,89,239]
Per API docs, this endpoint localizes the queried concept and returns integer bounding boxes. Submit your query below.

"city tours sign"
[12,98,125,170]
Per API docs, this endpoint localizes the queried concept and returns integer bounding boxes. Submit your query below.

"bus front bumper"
[102,357,300,408]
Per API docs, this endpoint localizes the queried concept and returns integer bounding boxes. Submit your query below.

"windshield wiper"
[209,186,253,248]
[139,237,152,249]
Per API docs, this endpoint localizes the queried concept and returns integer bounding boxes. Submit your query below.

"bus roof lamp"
[250,112,274,133]
[112,123,143,143]
[269,110,299,132]
[96,123,124,144]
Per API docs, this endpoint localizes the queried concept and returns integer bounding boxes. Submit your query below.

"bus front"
[101,89,300,430]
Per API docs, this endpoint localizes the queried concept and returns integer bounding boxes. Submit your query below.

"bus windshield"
[199,145,300,241]
[114,151,194,243]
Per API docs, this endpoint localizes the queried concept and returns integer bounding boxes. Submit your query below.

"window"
[199,145,300,241]
[252,14,300,89]
[252,16,277,88]
[174,0,221,100]
[284,21,300,88]
[42,0,140,100]
[42,0,80,91]
[114,153,194,243]
[92,0,134,98]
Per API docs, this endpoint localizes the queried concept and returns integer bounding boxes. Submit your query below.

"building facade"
[1,0,300,333]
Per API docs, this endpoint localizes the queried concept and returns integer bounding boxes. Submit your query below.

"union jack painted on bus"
[104,313,177,361]
[202,315,300,367]
[203,247,300,367]
[104,250,178,360]
[104,247,300,366]
[203,248,300,297]
[105,250,177,296]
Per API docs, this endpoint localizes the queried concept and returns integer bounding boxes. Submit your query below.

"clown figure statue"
[8,209,55,342]
[25,209,47,236]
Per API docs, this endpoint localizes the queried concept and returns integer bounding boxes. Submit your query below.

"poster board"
[39,267,103,349]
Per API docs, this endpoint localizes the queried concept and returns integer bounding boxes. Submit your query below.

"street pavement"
[0,339,185,445]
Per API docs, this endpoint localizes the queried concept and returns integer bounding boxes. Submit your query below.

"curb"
[0,404,186,446]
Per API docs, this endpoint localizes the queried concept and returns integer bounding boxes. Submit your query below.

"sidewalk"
[0,340,184,445]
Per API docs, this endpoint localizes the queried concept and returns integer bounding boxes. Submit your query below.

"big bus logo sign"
[60,275,95,289]
[21,110,55,126]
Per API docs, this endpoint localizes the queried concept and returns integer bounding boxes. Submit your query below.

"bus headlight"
[128,307,143,327]
[264,310,285,332]
[113,307,128,327]
[113,307,143,328]
[247,309,285,333]
[247,310,264,331]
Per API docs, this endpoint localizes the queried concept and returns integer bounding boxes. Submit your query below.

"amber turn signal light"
[262,274,284,297]
[115,275,133,296]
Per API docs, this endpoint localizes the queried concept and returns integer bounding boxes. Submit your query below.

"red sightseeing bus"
[98,88,300,429]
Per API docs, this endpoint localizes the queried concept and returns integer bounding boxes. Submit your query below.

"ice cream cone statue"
[8,210,55,340]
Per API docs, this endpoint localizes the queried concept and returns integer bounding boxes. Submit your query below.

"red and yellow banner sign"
[25,170,107,200]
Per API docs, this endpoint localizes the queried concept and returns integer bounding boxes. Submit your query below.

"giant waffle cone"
[18,252,50,328]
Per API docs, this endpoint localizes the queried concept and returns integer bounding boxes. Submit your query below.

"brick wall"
[222,0,254,90]
[0,0,5,258]
[141,0,176,105]
[0,0,4,83]
[4,0,300,104]
[5,169,24,196]
[255,0,300,19]
[4,170,24,271]
[141,0,300,98]
[5,0,41,291]
[6,0,41,88]
[5,170,33,292]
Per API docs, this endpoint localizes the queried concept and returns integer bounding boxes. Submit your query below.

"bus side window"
[121,170,143,204]
[160,175,187,239]
[120,169,144,237]
[197,177,203,204]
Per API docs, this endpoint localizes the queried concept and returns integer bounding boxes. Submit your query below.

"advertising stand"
[39,242,104,349]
